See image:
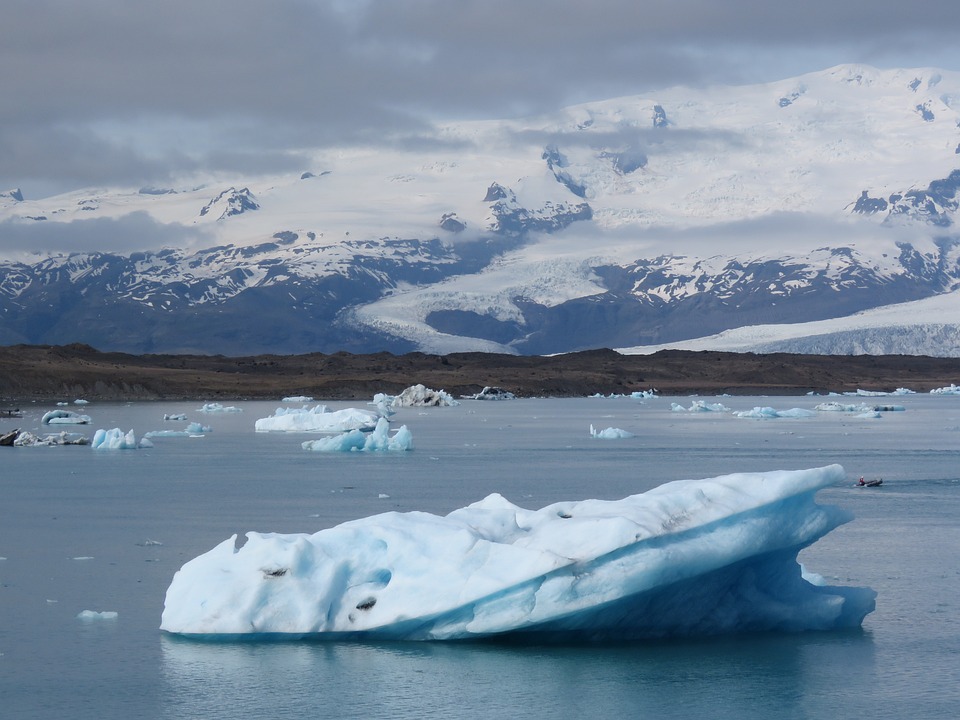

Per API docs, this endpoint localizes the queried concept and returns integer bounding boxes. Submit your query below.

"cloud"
[0,212,212,255]
[2,1,960,196]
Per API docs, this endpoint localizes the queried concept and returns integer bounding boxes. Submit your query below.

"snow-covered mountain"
[2,64,960,356]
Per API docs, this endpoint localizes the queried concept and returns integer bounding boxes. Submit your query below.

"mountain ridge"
[2,64,960,356]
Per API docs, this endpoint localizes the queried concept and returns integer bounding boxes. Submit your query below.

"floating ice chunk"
[930,384,960,395]
[138,437,154,448]
[41,409,91,425]
[77,610,118,621]
[91,428,138,450]
[164,413,188,421]
[73,399,89,405]
[815,402,903,413]
[383,384,460,408]
[12,430,88,446]
[186,422,212,433]
[589,424,635,439]
[302,418,413,453]
[465,386,516,400]
[671,400,730,413]
[282,395,314,402]
[197,403,242,413]
[255,405,380,433]
[734,407,817,419]
[161,465,875,641]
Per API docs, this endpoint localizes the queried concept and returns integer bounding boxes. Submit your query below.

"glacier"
[160,464,875,642]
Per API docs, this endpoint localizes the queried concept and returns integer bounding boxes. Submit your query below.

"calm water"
[2,394,959,719]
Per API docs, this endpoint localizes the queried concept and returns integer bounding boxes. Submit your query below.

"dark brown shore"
[2,343,960,403]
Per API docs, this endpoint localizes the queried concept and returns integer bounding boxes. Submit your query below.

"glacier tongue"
[160,464,875,641]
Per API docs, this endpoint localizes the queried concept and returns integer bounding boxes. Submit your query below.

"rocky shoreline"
[2,343,960,403]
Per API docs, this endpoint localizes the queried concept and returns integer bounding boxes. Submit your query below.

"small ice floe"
[302,418,413,453]
[378,493,390,499]
[137,539,163,547]
[815,402,904,413]
[138,437,154,448]
[282,396,314,402]
[9,430,89,446]
[163,413,188,421]
[77,610,118,621]
[590,390,657,399]
[930,384,960,395]
[41,409,92,425]
[733,407,817,419]
[197,403,242,413]
[146,422,211,438]
[589,424,635,439]
[256,405,379,433]
[91,428,138,450]
[464,386,516,400]
[72,556,95,561]
[74,399,89,405]
[375,384,460,408]
[671,400,730,413]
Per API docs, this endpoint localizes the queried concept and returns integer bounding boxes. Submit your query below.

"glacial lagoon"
[2,393,959,718]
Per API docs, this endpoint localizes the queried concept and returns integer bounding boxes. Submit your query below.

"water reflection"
[160,630,875,719]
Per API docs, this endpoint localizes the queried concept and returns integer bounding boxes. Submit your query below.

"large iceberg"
[161,465,875,641]
[254,405,380,433]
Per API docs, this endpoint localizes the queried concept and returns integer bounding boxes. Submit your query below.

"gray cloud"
[2,1,959,197]
[0,213,212,255]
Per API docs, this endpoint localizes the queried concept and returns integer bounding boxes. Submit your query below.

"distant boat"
[857,477,883,487]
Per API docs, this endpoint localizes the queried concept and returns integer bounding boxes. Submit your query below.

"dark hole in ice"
[356,597,377,610]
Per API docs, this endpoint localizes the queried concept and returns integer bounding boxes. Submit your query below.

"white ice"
[197,403,243,413]
[282,396,314,402]
[734,407,818,419]
[671,400,730,413]
[160,464,875,641]
[163,413,188,421]
[930,384,960,395]
[41,409,91,425]
[77,610,118,621]
[375,384,460,408]
[254,405,380,433]
[145,421,211,439]
[589,424,635,439]
[91,428,138,450]
[301,418,414,453]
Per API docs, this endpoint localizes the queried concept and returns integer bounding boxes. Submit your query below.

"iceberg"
[254,405,380,433]
[160,464,875,641]
[301,418,413,453]
[930,384,960,395]
[589,424,635,439]
[281,396,314,402]
[197,403,242,413]
[671,400,730,413]
[733,407,817,419]
[465,386,516,401]
[376,384,460,408]
[91,428,138,450]
[41,409,91,425]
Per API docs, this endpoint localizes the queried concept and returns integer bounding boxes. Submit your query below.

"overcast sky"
[3,0,960,199]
